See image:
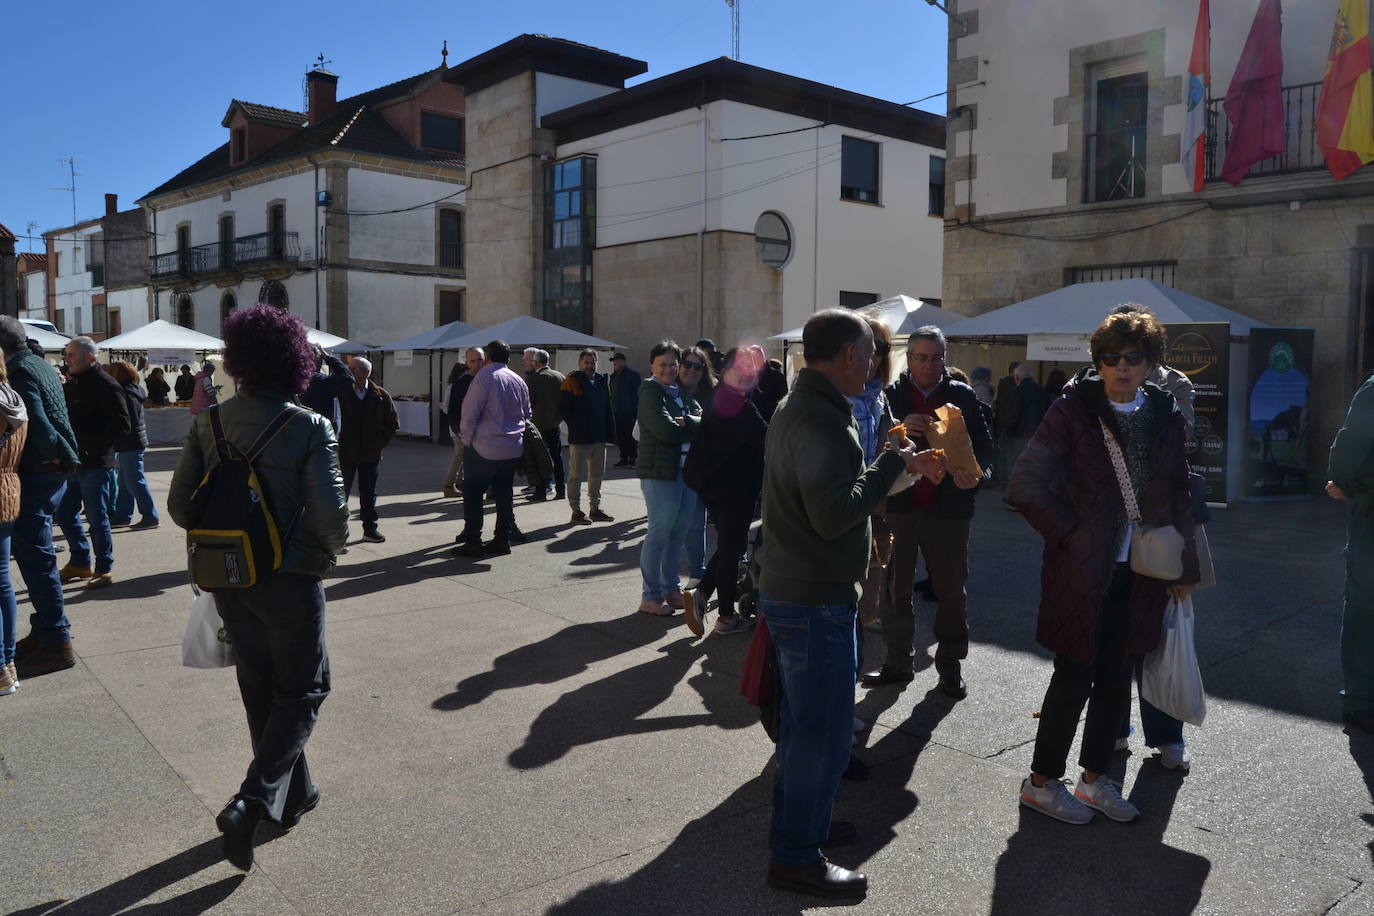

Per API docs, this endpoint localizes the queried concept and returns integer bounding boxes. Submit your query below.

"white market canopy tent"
[98,319,225,353]
[24,325,70,352]
[442,315,621,351]
[770,295,965,342]
[375,319,480,352]
[305,328,351,349]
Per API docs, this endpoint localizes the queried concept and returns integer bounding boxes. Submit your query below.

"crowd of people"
[21,300,1363,902]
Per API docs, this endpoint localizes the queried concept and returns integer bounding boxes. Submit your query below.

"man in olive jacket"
[3,318,82,676]
[56,336,131,590]
[757,309,943,901]
[524,348,566,500]
[337,357,398,543]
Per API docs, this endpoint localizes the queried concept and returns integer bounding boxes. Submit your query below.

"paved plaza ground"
[3,438,1372,915]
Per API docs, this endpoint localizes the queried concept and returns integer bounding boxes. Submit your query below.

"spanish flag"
[1317,0,1374,180]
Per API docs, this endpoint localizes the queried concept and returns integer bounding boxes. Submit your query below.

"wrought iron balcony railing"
[149,231,300,280]
[1205,81,1322,182]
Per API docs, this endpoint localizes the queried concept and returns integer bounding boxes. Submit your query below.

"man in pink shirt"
[456,340,531,557]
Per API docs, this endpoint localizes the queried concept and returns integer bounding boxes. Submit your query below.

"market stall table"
[394,399,430,437]
[144,406,193,446]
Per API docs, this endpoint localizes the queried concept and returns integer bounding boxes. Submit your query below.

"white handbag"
[1098,417,1185,581]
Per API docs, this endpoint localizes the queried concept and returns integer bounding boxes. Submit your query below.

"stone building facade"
[942,0,1373,469]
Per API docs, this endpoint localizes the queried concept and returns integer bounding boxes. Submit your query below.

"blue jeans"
[0,523,16,665]
[686,500,707,579]
[639,475,697,600]
[114,449,159,524]
[56,468,116,574]
[762,595,858,866]
[15,471,71,646]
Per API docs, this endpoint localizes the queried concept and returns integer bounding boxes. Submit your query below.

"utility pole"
[726,0,740,60]
[49,156,78,227]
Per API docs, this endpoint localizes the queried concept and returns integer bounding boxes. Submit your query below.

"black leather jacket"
[168,392,349,578]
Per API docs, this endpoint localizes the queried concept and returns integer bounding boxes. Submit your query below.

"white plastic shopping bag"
[1141,595,1206,726]
[182,587,235,669]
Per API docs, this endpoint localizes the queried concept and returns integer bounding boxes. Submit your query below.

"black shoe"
[554,488,566,500]
[860,666,914,688]
[13,631,37,662]
[614,459,631,467]
[129,517,160,530]
[453,541,489,558]
[767,857,868,900]
[507,527,528,544]
[362,528,386,543]
[937,676,968,700]
[529,490,548,502]
[280,791,320,830]
[481,539,511,556]
[216,798,263,871]
[841,754,870,782]
[589,509,614,522]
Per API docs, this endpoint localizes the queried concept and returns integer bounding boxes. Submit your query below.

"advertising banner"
[1245,327,1315,500]
[1164,323,1229,503]
[1026,333,1092,362]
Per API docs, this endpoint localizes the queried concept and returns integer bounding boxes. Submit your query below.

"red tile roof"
[0,223,15,241]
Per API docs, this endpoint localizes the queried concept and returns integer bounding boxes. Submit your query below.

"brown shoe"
[767,857,868,900]
[637,598,673,616]
[59,564,93,583]
[664,589,685,609]
[0,664,16,695]
[17,641,76,678]
[85,572,115,589]
[443,485,461,498]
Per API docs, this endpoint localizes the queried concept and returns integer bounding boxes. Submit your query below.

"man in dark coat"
[991,361,1020,487]
[525,348,566,500]
[608,353,641,467]
[2,317,82,676]
[861,326,993,699]
[300,346,353,433]
[337,357,399,543]
[55,335,131,590]
[559,349,616,524]
[1328,376,1374,732]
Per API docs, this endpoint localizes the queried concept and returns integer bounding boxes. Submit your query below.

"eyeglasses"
[1100,351,1146,367]
[682,362,706,371]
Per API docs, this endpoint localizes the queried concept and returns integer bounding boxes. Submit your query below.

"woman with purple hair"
[168,305,348,871]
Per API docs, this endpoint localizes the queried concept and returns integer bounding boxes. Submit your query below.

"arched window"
[176,294,195,330]
[220,291,237,330]
[258,280,288,309]
[753,211,791,269]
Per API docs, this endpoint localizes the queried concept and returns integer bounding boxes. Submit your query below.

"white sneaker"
[1158,742,1191,771]
[1020,776,1093,825]
[1074,776,1139,822]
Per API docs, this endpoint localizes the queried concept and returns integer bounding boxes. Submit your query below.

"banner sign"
[1245,327,1314,500]
[146,349,196,366]
[1026,333,1092,362]
[1164,323,1229,503]
[394,349,414,367]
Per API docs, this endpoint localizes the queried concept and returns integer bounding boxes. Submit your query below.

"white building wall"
[151,172,317,254]
[347,270,452,346]
[556,98,945,336]
[107,287,151,331]
[953,0,1333,216]
[346,169,465,265]
[22,271,47,321]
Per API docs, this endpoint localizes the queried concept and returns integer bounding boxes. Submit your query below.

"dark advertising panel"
[1165,323,1229,503]
[1245,327,1315,500]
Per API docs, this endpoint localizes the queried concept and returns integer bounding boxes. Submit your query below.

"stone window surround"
[434,285,465,326]
[1050,29,1182,207]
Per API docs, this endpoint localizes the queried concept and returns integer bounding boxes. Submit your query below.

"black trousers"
[462,447,520,545]
[538,426,566,492]
[215,572,330,823]
[1030,563,1134,780]
[698,502,753,615]
[341,462,379,528]
[615,414,638,463]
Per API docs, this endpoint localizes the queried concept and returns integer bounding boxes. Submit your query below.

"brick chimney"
[104,193,118,215]
[307,69,338,126]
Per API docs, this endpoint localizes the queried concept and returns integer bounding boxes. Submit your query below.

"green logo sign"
[1268,342,1295,374]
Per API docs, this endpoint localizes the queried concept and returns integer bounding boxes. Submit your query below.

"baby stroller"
[734,517,765,622]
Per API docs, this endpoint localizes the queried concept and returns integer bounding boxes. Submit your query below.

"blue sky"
[0,0,950,248]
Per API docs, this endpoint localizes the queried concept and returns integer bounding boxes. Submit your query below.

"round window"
[754,211,791,269]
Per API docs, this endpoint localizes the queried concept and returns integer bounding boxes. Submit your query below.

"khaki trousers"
[567,443,607,512]
[880,509,971,678]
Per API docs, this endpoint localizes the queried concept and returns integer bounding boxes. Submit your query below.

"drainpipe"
[699,100,708,342]
[150,205,160,321]
[310,154,322,329]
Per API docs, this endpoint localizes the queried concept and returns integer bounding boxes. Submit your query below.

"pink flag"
[1221,0,1285,185]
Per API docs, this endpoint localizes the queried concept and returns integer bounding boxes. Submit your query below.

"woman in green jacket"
[637,340,701,616]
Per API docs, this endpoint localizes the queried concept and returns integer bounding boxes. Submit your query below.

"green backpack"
[186,406,302,590]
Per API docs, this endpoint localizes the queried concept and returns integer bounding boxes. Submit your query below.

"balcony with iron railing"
[1205,81,1322,182]
[149,231,300,280]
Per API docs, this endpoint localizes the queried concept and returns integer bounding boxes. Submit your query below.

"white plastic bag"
[182,588,235,669]
[1141,595,1206,726]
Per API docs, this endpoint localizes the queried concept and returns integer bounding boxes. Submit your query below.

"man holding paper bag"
[861,326,994,699]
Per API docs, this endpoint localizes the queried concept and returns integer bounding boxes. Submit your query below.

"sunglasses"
[682,362,706,371]
[1100,351,1146,367]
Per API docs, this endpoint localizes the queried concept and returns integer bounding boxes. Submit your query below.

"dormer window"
[232,127,247,164]
[421,113,463,154]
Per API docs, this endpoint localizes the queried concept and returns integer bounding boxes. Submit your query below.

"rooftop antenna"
[49,156,78,227]
[25,221,38,253]
[725,0,740,60]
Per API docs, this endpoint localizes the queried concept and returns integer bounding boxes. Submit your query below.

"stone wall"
[944,191,1374,480]
[592,230,782,369]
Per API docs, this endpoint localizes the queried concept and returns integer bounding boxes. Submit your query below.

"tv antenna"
[725,0,740,60]
[25,221,39,252]
[49,156,78,227]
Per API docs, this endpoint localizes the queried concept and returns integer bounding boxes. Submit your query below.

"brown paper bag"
[926,404,983,480]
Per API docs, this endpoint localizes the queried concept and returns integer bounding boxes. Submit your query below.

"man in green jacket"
[525,348,566,500]
[1328,376,1374,732]
[758,309,944,901]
